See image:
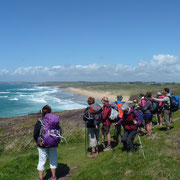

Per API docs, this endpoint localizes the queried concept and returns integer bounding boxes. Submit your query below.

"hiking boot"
[88,153,97,158]
[104,145,112,152]
[165,127,170,131]
[94,152,98,157]
[129,151,134,155]
[146,133,152,137]
[101,142,106,149]
[122,146,127,151]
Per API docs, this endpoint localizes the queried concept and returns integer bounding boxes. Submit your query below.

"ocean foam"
[9,98,19,101]
[29,95,47,103]
[0,92,10,94]
[0,96,8,98]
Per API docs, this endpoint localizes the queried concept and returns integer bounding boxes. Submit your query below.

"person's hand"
[133,120,137,124]
[114,123,117,126]
[152,97,154,99]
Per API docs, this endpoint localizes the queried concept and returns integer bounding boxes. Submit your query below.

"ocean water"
[0,83,87,117]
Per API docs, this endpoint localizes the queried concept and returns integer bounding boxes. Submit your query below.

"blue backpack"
[171,95,179,112]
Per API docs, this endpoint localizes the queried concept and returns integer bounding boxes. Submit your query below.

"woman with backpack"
[83,97,101,158]
[101,97,112,151]
[156,92,165,126]
[34,105,60,180]
[115,103,142,153]
[152,88,172,131]
[142,92,153,136]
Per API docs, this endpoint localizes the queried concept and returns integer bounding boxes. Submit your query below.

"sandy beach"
[65,87,131,103]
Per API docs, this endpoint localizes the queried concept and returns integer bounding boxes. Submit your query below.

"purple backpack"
[39,113,61,148]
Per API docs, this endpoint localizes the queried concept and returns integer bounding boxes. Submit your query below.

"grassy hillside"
[0,110,180,180]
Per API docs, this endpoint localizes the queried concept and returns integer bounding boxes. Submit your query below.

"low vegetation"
[0,109,180,180]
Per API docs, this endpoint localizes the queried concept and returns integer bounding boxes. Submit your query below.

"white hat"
[157,92,161,96]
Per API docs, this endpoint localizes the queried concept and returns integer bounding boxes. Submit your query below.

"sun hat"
[101,96,109,103]
[157,92,161,96]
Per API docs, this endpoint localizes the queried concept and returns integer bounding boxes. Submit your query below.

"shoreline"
[64,87,131,103]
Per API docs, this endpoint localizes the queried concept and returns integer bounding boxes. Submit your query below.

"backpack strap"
[83,108,94,120]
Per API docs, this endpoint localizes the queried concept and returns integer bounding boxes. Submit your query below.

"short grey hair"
[120,103,130,112]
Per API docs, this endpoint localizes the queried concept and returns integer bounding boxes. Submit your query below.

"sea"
[0,83,87,118]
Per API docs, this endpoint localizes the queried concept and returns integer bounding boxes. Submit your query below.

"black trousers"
[114,124,121,142]
[122,129,137,152]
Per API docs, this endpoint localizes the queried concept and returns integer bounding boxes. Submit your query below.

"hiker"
[111,95,124,144]
[156,92,165,126]
[101,97,112,151]
[133,99,140,109]
[34,105,60,180]
[153,88,172,130]
[83,97,101,158]
[115,103,142,153]
[139,93,146,108]
[142,92,153,136]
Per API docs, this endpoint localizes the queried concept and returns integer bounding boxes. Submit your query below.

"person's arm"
[153,97,169,102]
[115,117,124,125]
[33,120,41,141]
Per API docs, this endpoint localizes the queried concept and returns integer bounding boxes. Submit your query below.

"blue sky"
[0,0,180,82]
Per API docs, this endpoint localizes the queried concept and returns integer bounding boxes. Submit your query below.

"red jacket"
[124,109,136,130]
[102,103,111,126]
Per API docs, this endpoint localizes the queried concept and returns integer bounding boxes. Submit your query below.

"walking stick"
[85,121,87,155]
[137,132,145,159]
[113,125,116,141]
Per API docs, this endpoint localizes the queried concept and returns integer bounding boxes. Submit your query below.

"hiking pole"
[85,121,87,155]
[137,133,145,159]
[113,125,116,141]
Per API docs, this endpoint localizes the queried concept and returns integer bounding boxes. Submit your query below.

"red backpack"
[140,98,146,107]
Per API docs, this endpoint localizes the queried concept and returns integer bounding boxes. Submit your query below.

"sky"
[0,0,180,82]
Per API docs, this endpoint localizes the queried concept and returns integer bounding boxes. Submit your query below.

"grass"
[0,112,180,180]
[72,120,180,180]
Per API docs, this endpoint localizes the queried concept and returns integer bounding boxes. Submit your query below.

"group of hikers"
[33,87,179,180]
[83,87,179,158]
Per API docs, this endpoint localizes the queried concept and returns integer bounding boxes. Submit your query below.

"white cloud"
[0,54,180,82]
[0,69,9,75]
[152,54,178,66]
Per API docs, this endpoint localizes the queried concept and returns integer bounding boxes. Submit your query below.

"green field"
[0,110,180,180]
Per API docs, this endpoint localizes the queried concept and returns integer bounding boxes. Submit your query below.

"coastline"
[64,87,131,103]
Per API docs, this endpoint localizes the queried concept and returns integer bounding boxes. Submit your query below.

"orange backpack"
[117,102,124,118]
